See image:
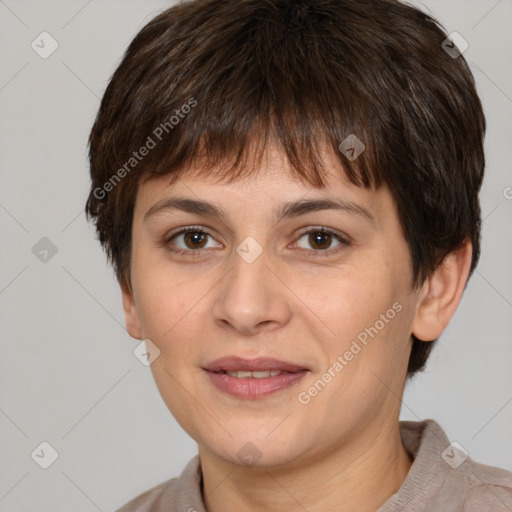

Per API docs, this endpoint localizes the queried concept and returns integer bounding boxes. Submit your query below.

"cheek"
[296,263,396,340]
[304,263,411,383]
[131,285,181,350]
[130,243,212,339]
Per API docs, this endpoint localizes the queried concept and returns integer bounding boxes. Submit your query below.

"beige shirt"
[116,419,512,511]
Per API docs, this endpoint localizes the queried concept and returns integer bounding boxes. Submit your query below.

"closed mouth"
[203,356,309,374]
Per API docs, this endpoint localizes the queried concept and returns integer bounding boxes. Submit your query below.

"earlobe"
[120,281,143,340]
[412,240,473,342]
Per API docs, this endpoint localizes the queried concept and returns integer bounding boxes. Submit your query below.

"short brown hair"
[86,0,486,377]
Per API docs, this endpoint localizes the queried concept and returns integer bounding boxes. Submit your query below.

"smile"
[203,356,310,399]
[225,370,283,378]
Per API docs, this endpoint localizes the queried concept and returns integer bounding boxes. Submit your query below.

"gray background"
[0,1,511,510]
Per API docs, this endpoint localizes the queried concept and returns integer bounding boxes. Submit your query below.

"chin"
[200,430,309,470]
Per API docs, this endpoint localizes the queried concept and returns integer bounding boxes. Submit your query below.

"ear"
[412,240,473,342]
[120,280,143,340]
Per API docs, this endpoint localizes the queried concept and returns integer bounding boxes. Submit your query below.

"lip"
[203,356,309,399]
[203,356,308,373]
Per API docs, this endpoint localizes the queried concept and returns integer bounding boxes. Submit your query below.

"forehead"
[137,145,376,206]
[133,147,398,236]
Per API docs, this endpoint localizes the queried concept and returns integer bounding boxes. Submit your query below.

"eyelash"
[164,225,350,258]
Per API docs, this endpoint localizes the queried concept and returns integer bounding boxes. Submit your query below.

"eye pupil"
[309,231,332,250]
[185,231,207,248]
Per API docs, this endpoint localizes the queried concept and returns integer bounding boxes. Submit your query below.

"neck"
[199,419,412,512]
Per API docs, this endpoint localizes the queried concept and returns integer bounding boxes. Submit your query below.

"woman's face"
[123,147,422,468]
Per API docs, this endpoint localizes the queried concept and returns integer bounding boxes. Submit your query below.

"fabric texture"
[116,419,512,511]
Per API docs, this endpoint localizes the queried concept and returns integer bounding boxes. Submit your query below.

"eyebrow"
[144,196,376,225]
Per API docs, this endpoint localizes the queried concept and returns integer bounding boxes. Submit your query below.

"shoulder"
[460,459,512,511]
[426,423,512,511]
[394,420,512,511]
[113,455,203,512]
[115,477,180,512]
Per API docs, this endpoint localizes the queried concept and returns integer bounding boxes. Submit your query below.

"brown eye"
[308,231,333,250]
[166,227,221,253]
[295,228,349,254]
[183,231,208,249]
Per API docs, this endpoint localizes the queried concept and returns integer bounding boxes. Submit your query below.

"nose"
[212,246,292,336]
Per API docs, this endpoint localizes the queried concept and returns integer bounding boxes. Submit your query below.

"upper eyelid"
[295,226,349,240]
[291,229,349,251]
[166,226,221,246]
[166,225,214,239]
[166,226,348,249]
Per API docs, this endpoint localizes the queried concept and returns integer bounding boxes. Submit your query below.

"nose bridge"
[212,238,291,333]
[226,240,273,308]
